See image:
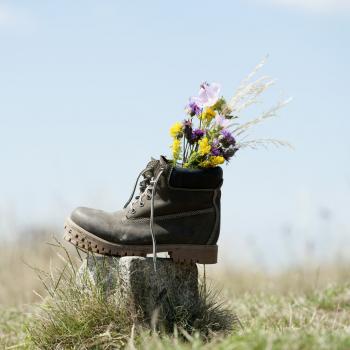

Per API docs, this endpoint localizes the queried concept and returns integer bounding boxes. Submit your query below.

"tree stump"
[77,256,200,327]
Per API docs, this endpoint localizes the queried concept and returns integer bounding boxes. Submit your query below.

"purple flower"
[214,114,230,128]
[223,146,238,160]
[220,130,237,161]
[221,129,235,142]
[212,138,220,147]
[183,119,193,141]
[220,129,236,147]
[190,82,221,108]
[183,119,192,127]
[210,139,223,156]
[211,147,222,156]
[191,128,205,143]
[186,100,202,116]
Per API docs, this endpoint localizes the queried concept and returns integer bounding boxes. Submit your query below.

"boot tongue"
[143,158,158,178]
[143,156,169,180]
[153,155,169,177]
[159,155,168,167]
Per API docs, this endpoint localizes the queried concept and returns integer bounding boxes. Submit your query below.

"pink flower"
[214,114,230,128]
[191,82,221,108]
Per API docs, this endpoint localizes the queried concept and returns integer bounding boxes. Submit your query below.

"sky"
[0,0,349,269]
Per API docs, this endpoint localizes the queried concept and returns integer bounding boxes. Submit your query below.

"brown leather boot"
[64,156,223,264]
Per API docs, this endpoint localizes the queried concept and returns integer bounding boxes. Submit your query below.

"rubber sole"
[63,218,218,264]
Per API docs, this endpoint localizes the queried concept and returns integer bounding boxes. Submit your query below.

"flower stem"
[182,137,186,167]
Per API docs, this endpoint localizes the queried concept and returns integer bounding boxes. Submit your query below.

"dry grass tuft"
[1,235,350,349]
[24,241,237,349]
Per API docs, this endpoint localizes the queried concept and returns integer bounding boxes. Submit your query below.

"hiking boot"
[64,156,223,264]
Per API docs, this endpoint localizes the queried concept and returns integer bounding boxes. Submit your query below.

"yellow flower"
[172,138,181,160]
[169,122,183,138]
[199,156,225,168]
[199,160,211,168]
[200,107,216,122]
[210,156,225,166]
[198,137,211,156]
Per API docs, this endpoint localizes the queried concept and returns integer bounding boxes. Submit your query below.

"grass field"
[0,234,349,349]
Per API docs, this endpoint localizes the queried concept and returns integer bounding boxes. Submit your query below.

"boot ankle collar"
[168,166,223,190]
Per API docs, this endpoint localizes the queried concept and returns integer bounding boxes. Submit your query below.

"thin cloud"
[258,0,350,13]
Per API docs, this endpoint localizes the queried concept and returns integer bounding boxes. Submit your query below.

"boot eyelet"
[139,202,144,207]
[147,195,152,200]
[131,208,136,214]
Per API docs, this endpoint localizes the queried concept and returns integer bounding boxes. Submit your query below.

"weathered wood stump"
[77,256,200,327]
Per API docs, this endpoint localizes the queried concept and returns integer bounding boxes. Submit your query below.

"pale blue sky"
[0,0,349,268]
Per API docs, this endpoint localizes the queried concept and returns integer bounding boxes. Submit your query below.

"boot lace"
[123,159,158,209]
[124,161,165,271]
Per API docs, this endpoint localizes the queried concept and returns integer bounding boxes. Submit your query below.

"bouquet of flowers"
[169,59,291,168]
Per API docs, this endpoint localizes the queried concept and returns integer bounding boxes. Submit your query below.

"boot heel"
[169,245,218,264]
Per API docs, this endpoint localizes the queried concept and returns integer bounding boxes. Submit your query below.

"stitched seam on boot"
[122,207,214,223]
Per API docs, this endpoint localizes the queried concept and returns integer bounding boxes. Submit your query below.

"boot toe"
[70,206,113,239]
